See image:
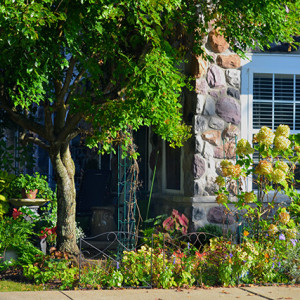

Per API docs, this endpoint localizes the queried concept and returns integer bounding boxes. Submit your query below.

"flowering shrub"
[40,226,57,246]
[215,124,299,240]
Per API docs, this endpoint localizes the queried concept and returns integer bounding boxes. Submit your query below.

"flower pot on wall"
[21,189,38,199]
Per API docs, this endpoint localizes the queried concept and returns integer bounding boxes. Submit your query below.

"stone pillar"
[188,29,241,230]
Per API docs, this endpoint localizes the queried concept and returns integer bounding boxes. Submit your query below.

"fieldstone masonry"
[188,29,241,230]
[152,28,241,232]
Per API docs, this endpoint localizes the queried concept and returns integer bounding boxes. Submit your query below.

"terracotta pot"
[21,188,38,199]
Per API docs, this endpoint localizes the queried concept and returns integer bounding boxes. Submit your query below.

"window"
[253,73,300,132]
[241,54,300,190]
[162,141,183,192]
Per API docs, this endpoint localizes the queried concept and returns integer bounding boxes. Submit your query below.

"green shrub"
[23,255,78,289]
[0,214,42,270]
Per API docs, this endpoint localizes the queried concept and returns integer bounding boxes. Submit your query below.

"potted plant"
[0,210,42,266]
[8,172,54,201]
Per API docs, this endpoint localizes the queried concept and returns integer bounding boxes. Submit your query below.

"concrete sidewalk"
[0,286,299,300]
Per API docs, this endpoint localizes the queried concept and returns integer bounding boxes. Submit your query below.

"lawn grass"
[0,280,45,292]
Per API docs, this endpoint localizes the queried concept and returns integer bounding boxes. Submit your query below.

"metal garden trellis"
[117,146,138,252]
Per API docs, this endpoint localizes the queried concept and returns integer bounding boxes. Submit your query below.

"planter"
[8,198,47,207]
[21,188,38,199]
[90,206,117,240]
[2,248,18,262]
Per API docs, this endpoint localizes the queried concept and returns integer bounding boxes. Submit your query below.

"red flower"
[196,251,207,261]
[173,250,185,258]
[39,230,47,240]
[39,226,57,240]
[12,208,22,220]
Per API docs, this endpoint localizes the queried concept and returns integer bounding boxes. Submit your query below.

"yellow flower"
[215,175,225,187]
[243,230,249,237]
[256,126,275,146]
[253,134,258,144]
[268,224,278,235]
[220,160,241,178]
[236,139,255,156]
[244,191,257,203]
[271,169,286,184]
[275,125,290,137]
[255,160,273,175]
[274,136,291,151]
[220,160,233,177]
[278,209,290,225]
[286,228,297,239]
[216,193,228,205]
[231,164,242,178]
[275,161,289,174]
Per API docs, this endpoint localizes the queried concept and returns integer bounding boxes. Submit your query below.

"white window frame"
[241,53,300,192]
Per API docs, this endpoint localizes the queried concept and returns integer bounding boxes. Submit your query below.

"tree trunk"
[50,143,79,256]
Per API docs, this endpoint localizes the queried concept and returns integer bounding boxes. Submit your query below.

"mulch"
[0,266,28,283]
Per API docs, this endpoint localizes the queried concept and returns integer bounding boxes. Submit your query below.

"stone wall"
[151,29,242,232]
[188,29,241,230]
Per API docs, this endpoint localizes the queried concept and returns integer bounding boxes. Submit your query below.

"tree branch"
[44,100,55,141]
[65,69,86,105]
[56,112,82,143]
[65,128,84,144]
[58,56,76,103]
[0,98,49,141]
[20,134,50,151]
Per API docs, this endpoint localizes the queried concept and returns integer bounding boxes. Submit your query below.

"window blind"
[253,73,300,131]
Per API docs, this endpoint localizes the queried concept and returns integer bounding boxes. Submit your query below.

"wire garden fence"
[78,230,228,288]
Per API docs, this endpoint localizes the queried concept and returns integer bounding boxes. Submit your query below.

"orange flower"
[243,230,249,237]
[264,253,269,262]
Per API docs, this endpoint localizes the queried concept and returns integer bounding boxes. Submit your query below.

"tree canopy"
[0,0,299,254]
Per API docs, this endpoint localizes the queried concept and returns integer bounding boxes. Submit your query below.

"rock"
[209,116,224,130]
[214,142,236,159]
[194,180,204,196]
[216,162,223,176]
[208,89,220,99]
[227,87,240,100]
[225,69,240,88]
[216,54,241,68]
[216,97,241,125]
[203,141,214,158]
[207,206,235,225]
[205,175,218,195]
[196,94,205,114]
[203,96,216,116]
[201,129,221,146]
[222,124,240,139]
[191,55,209,78]
[195,135,204,153]
[194,155,206,179]
[207,65,226,88]
[194,115,208,133]
[192,207,205,221]
[208,30,229,53]
[195,77,209,94]
[207,156,216,171]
